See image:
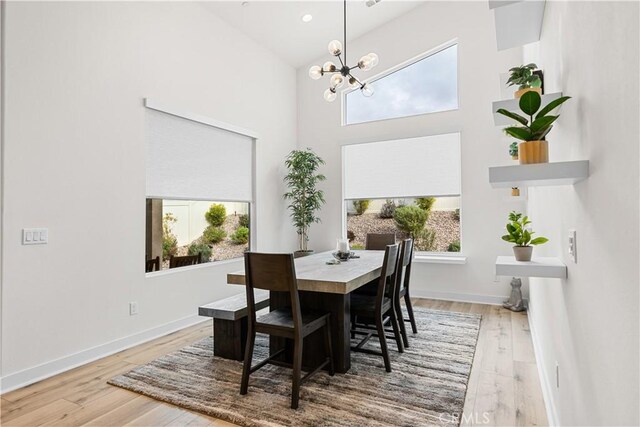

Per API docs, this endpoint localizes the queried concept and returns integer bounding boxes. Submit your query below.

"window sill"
[413,253,467,265]
[145,257,243,278]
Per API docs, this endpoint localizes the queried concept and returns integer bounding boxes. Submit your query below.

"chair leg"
[240,330,255,395]
[291,338,303,409]
[404,293,418,334]
[376,317,391,372]
[389,307,404,353]
[323,321,335,376]
[350,315,356,339]
[395,298,409,348]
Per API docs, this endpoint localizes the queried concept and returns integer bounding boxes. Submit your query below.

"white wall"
[297,1,524,303]
[522,2,639,425]
[1,1,297,390]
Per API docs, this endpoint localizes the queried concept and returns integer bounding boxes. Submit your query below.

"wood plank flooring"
[1,299,547,426]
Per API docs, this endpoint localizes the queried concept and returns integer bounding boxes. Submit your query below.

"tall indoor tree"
[283,149,326,256]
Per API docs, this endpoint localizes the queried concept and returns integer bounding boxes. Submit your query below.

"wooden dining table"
[227,250,385,373]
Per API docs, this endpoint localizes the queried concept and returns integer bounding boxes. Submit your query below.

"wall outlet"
[129,302,139,316]
[568,229,577,263]
[555,362,560,389]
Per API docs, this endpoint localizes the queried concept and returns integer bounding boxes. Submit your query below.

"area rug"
[108,308,481,426]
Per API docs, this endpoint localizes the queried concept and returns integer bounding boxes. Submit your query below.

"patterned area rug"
[109,308,481,426]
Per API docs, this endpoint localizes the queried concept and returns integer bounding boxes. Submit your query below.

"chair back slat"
[244,252,302,331]
[395,239,413,297]
[145,256,160,272]
[365,233,396,250]
[169,255,200,269]
[376,244,399,310]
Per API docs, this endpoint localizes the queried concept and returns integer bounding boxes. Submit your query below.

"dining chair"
[350,244,403,372]
[169,254,200,269]
[365,233,396,250]
[240,252,334,409]
[145,256,160,272]
[394,239,416,348]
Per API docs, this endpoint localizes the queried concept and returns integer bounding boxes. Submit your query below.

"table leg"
[269,291,351,373]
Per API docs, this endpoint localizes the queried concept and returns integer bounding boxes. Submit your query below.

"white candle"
[338,239,349,253]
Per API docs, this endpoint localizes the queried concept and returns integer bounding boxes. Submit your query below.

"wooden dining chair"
[365,233,396,250]
[350,244,403,372]
[394,239,416,348]
[169,254,200,269]
[145,256,160,273]
[240,252,334,409]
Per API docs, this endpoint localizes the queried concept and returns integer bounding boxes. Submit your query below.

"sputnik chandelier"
[308,0,379,102]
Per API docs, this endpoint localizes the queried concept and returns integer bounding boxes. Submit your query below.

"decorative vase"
[519,140,549,164]
[511,155,519,160]
[513,246,533,261]
[514,87,542,99]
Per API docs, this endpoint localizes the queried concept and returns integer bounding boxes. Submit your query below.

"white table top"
[227,250,385,294]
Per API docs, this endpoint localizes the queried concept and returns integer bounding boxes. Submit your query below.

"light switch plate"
[23,228,48,245]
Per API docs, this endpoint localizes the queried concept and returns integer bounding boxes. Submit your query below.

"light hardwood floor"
[0,299,547,426]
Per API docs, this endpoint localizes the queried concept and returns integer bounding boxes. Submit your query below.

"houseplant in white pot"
[283,148,326,257]
[496,91,571,164]
[501,211,548,261]
[507,63,542,99]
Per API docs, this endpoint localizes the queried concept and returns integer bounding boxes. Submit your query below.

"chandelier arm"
[348,73,365,89]
[337,55,345,68]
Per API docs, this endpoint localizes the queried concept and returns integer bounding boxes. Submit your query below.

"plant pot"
[294,250,314,258]
[511,155,519,161]
[513,246,533,261]
[514,87,542,99]
[511,187,520,197]
[519,140,549,164]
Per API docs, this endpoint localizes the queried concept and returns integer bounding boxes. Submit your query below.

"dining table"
[227,250,385,373]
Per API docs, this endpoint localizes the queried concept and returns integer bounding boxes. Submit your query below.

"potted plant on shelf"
[507,63,543,99]
[496,91,571,164]
[501,211,548,261]
[283,148,326,258]
[509,142,519,160]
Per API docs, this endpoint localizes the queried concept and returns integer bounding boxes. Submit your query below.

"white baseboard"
[411,289,506,305]
[527,306,559,427]
[0,314,209,394]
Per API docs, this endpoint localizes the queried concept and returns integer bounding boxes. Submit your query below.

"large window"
[144,100,255,272]
[344,43,458,125]
[342,133,461,253]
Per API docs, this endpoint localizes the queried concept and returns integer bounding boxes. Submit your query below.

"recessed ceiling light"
[241,1,249,6]
[301,14,313,23]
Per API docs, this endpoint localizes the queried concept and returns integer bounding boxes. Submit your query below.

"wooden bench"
[198,290,270,361]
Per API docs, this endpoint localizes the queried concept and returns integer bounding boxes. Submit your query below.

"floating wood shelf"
[492,92,563,126]
[496,256,567,279]
[489,160,589,188]
[492,0,546,51]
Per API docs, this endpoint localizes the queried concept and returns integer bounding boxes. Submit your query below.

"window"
[145,199,250,271]
[342,133,461,253]
[344,43,458,125]
[144,100,255,272]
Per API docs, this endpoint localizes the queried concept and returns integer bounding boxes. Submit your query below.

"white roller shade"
[146,108,253,201]
[343,133,461,199]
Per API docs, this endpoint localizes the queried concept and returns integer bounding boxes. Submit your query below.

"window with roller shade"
[144,102,255,272]
[343,133,461,253]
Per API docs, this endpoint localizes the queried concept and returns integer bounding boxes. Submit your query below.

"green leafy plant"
[507,64,542,90]
[453,208,460,221]
[496,91,571,141]
[202,225,226,244]
[415,228,437,252]
[283,149,326,252]
[350,243,365,250]
[509,142,519,157]
[162,213,178,261]
[393,205,428,239]
[205,204,227,227]
[352,199,370,215]
[501,211,549,247]
[231,226,250,245]
[188,242,212,263]
[379,199,396,219]
[238,214,250,228]
[447,240,461,252]
[415,197,436,215]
